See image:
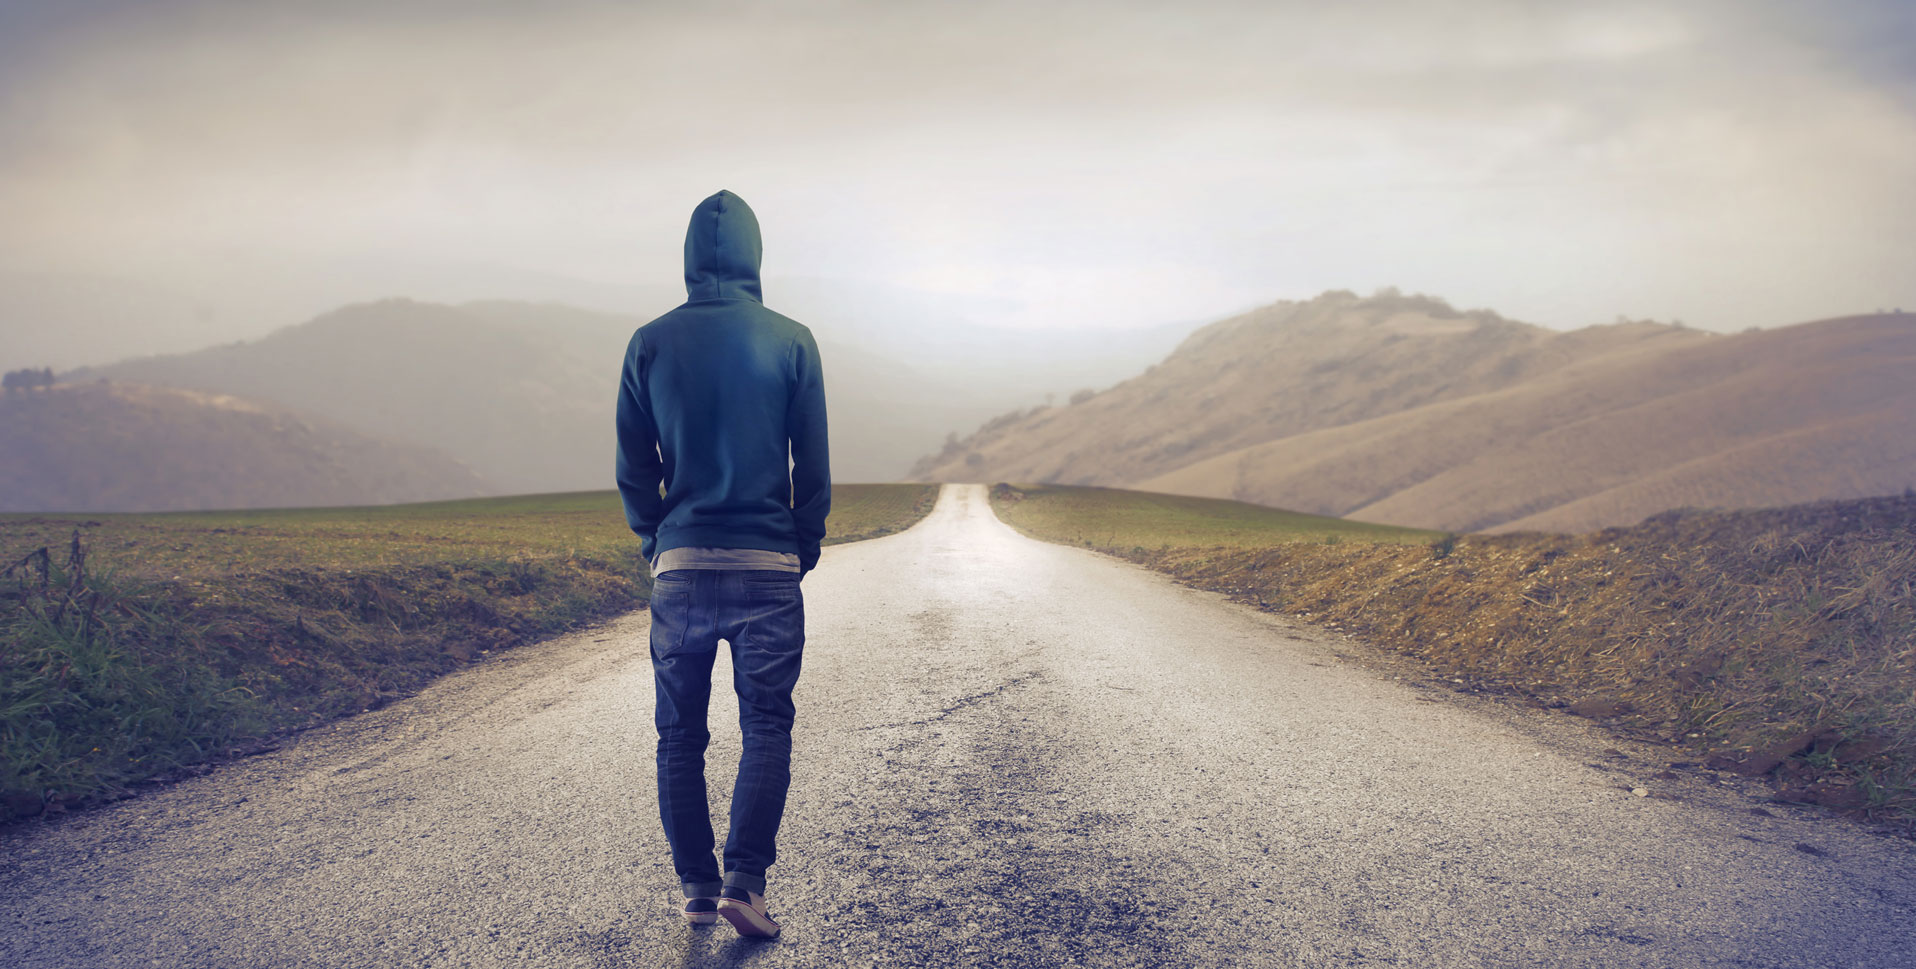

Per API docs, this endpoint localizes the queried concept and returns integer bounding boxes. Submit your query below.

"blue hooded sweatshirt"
[615,190,831,572]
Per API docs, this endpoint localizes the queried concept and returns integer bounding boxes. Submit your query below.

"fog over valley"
[2,0,1912,516]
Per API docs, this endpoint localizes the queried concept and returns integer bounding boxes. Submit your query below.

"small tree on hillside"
[2,367,55,392]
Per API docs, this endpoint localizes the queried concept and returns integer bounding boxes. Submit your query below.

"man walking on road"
[615,189,830,938]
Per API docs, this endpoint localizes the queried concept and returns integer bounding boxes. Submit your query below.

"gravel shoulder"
[4,484,1913,968]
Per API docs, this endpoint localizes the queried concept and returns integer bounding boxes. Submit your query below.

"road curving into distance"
[4,483,1913,967]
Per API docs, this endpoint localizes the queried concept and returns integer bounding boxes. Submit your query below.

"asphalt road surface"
[4,483,1914,968]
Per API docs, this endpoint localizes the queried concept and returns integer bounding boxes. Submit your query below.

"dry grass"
[993,484,1916,823]
[0,484,938,821]
[0,485,935,580]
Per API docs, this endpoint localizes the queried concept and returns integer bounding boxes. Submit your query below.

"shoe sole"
[683,912,718,926]
[717,900,781,938]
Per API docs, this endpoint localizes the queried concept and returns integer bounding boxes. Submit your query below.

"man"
[615,189,830,938]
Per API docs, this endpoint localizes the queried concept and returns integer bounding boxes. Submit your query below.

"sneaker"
[681,896,719,926]
[717,886,781,938]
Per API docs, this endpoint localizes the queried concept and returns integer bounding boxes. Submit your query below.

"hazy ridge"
[19,286,1910,526]
[0,381,487,512]
[914,291,1916,533]
[18,296,1182,511]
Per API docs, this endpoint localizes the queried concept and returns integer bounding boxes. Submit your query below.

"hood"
[682,189,763,302]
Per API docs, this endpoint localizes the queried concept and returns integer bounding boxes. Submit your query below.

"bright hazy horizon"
[3,0,1913,369]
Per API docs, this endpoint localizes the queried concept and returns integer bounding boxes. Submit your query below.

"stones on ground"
[1568,698,1631,719]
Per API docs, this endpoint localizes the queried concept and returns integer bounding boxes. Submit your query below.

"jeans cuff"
[682,880,722,899]
[722,870,766,894]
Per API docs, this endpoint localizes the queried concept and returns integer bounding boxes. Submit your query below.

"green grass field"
[989,483,1438,549]
[0,483,939,580]
[0,483,937,820]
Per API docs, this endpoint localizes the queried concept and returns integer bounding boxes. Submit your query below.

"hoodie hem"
[653,527,801,559]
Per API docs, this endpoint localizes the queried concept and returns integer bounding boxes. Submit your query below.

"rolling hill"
[76,297,1156,491]
[0,381,488,512]
[912,291,1916,533]
[75,300,621,496]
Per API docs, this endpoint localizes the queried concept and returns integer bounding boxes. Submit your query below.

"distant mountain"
[913,291,1916,533]
[77,300,613,495]
[912,291,1711,487]
[0,381,487,513]
[76,298,975,488]
[77,297,1191,490]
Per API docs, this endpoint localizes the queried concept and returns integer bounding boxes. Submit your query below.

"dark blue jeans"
[648,569,805,898]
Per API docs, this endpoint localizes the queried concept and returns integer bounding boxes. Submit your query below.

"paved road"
[5,483,1914,968]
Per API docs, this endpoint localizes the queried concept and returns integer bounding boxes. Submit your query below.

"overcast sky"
[2,0,1913,343]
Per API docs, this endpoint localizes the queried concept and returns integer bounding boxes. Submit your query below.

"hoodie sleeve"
[614,333,664,562]
[788,328,831,574]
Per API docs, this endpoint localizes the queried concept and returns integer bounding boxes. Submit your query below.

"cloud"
[0,0,1911,337]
